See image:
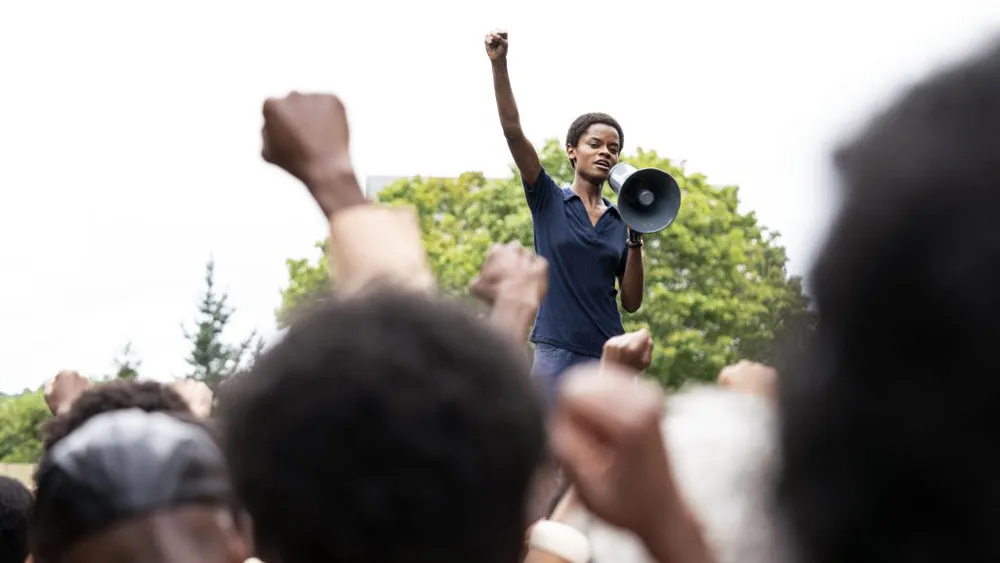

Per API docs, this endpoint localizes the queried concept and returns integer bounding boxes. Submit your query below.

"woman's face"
[568,123,621,183]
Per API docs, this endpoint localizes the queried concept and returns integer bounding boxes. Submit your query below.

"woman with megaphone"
[485,28,647,404]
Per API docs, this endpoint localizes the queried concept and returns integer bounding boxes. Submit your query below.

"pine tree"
[111,341,141,379]
[183,259,260,390]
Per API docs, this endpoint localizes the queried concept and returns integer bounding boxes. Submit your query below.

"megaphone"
[607,163,682,234]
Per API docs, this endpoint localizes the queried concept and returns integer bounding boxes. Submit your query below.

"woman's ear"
[566,145,577,168]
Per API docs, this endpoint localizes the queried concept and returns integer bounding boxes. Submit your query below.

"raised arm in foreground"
[261,92,434,296]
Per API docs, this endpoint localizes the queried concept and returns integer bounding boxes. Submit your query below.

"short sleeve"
[522,168,561,214]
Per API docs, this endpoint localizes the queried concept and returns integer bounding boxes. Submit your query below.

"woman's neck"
[571,175,604,207]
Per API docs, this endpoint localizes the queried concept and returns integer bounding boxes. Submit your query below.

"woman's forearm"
[620,247,644,312]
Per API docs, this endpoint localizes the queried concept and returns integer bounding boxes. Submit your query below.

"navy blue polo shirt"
[523,168,629,358]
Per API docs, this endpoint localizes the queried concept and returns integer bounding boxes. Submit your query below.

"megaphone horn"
[607,163,682,234]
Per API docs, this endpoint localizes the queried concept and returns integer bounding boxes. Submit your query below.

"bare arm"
[487,31,542,185]
[619,242,644,313]
[321,165,435,295]
[490,295,539,344]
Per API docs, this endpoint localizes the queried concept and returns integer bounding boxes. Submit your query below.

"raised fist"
[550,363,675,543]
[44,370,90,416]
[718,360,778,400]
[484,29,508,61]
[470,241,548,305]
[168,379,215,419]
[601,328,654,372]
[261,92,359,216]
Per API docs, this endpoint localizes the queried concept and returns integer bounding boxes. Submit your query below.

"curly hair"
[220,289,546,563]
[41,380,191,452]
[565,112,623,168]
[778,39,1000,563]
[0,476,31,563]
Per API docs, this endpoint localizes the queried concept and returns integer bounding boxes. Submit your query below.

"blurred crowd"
[5,32,1000,563]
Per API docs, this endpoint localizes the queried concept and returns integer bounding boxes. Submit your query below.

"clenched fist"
[44,370,90,416]
[601,328,654,372]
[261,92,363,216]
[470,242,548,305]
[485,29,508,61]
[550,363,676,544]
[718,360,778,400]
[168,379,215,419]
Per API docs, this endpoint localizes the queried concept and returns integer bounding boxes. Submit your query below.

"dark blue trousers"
[531,342,599,406]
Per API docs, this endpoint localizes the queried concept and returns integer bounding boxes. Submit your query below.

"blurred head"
[0,476,32,563]
[41,380,190,452]
[30,409,246,563]
[566,113,623,183]
[220,289,546,563]
[565,386,782,563]
[779,39,1000,563]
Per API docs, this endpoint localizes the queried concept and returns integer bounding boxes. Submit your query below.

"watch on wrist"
[627,229,643,248]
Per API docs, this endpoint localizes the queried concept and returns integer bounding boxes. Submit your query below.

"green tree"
[184,259,261,390]
[110,341,141,380]
[277,140,810,387]
[276,241,333,327]
[0,389,50,463]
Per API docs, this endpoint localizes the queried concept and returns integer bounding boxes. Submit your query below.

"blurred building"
[365,175,407,199]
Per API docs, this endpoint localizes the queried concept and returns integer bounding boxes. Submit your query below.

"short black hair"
[220,289,546,563]
[41,380,191,452]
[566,112,624,168]
[778,40,1000,563]
[0,476,31,563]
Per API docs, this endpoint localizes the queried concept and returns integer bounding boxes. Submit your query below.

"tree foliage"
[0,344,142,463]
[110,341,141,380]
[277,140,810,386]
[184,259,262,390]
[0,389,49,463]
[276,241,333,327]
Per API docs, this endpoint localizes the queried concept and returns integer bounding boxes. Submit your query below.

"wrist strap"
[528,520,591,563]
[628,230,643,247]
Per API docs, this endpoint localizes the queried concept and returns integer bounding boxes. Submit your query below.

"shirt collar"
[561,187,621,216]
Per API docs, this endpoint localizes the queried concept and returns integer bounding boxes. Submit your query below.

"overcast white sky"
[1,1,998,393]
